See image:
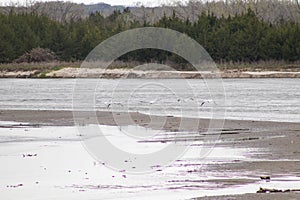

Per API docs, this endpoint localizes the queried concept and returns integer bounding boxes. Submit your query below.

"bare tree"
[296,0,300,12]
[31,1,86,22]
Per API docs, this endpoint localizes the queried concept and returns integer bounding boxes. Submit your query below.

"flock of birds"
[105,98,216,110]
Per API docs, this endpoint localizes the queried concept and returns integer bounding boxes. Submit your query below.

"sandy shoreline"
[1,109,300,199]
[1,68,300,78]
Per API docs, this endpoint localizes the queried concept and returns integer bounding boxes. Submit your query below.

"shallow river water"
[0,78,299,122]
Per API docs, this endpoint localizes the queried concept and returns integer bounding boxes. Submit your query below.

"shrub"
[14,48,57,63]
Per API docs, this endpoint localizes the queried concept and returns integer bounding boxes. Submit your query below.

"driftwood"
[260,176,271,180]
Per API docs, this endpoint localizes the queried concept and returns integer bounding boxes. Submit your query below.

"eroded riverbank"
[1,68,300,78]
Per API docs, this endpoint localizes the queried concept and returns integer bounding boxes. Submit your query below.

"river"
[0,78,299,122]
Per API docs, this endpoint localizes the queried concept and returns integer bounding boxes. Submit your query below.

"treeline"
[0,9,299,64]
[2,0,300,24]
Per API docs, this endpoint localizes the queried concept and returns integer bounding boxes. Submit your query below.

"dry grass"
[217,60,300,72]
[0,61,80,72]
[1,60,300,73]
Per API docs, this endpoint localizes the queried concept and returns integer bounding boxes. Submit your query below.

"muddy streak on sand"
[0,109,298,129]
[1,110,300,154]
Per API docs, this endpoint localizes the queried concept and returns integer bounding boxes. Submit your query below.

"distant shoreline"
[0,68,300,79]
[1,61,300,78]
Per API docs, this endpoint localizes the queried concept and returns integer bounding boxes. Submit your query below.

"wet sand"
[196,193,300,200]
[1,109,300,199]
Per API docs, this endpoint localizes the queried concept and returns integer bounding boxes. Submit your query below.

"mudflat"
[1,109,300,199]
